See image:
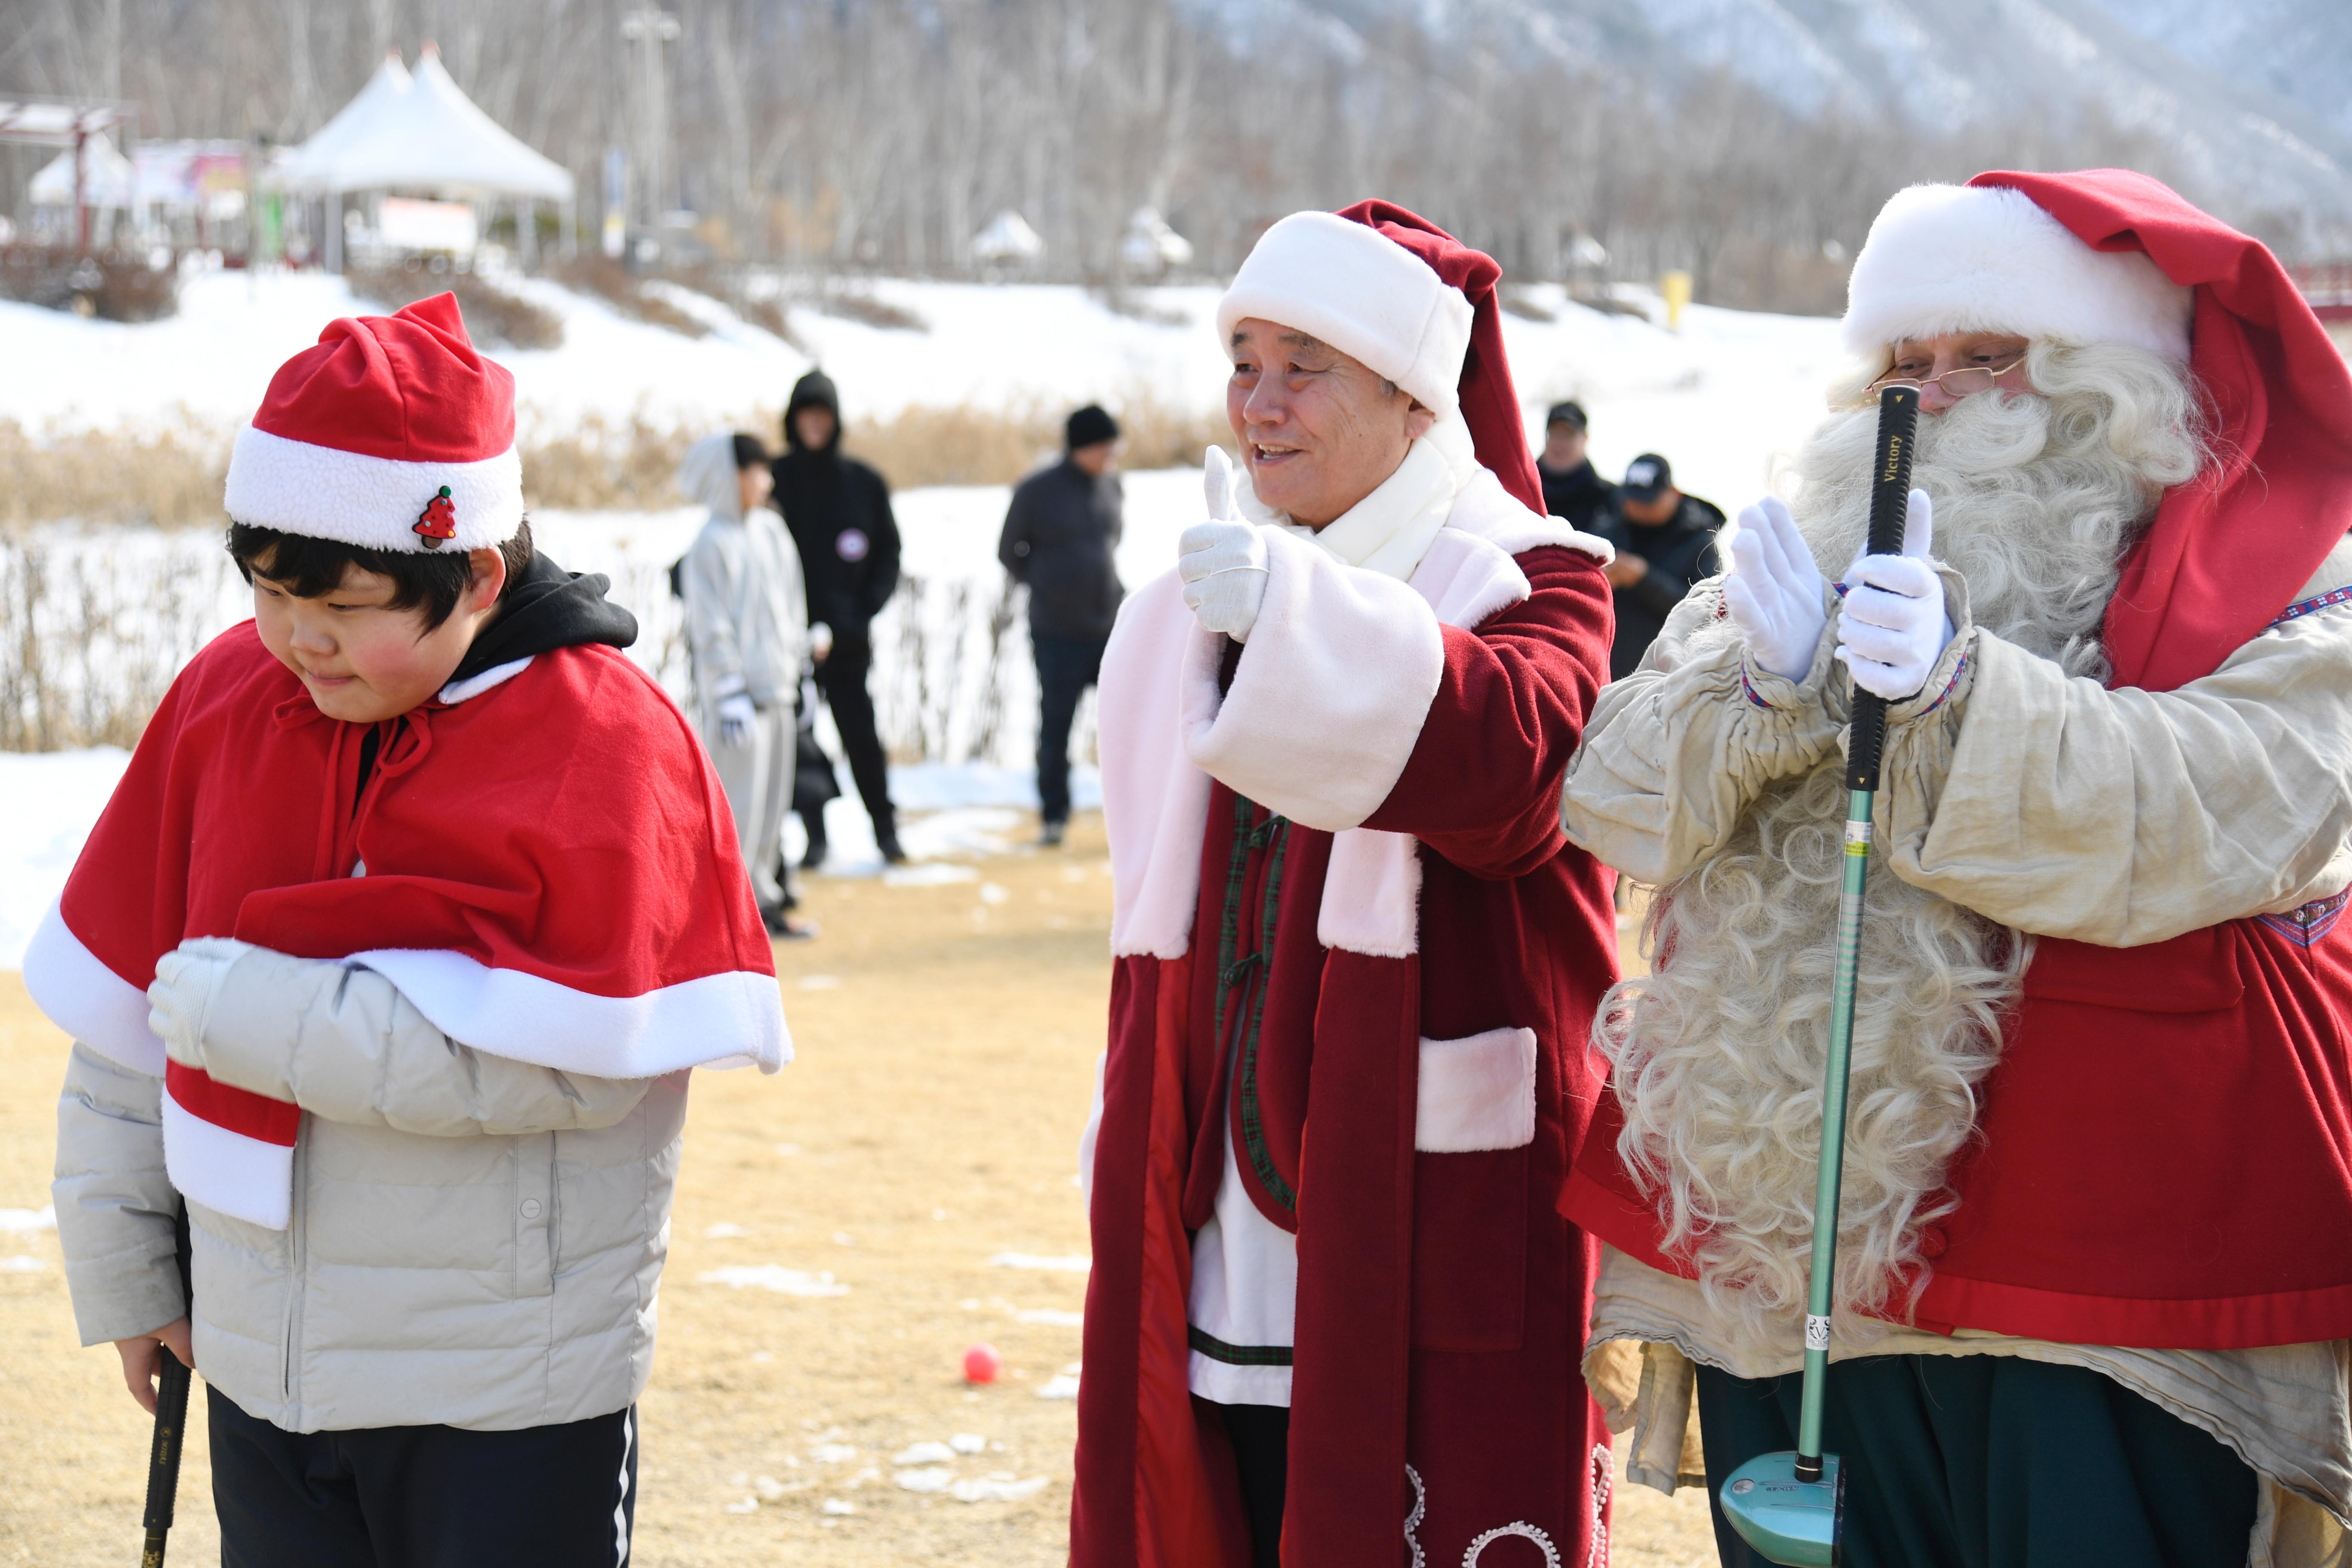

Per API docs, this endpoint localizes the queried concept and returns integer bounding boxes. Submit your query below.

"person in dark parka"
[1537,400,1616,530]
[773,369,905,865]
[998,403,1126,845]
[1592,451,1723,681]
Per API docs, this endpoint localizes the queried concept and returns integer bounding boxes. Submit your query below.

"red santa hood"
[1970,169,2352,692]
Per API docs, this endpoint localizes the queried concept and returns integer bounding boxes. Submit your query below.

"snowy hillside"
[1208,0,2352,225]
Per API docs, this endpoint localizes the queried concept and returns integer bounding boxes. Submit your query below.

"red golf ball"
[963,1343,1004,1384]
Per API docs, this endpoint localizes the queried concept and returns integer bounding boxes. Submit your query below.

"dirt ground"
[0,814,1718,1567]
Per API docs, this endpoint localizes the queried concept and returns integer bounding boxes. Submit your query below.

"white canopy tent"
[28,133,136,209]
[272,45,576,269]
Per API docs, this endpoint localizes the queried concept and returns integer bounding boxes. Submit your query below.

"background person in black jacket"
[1537,400,1616,530]
[1593,452,1724,681]
[997,404,1125,847]
[773,369,906,866]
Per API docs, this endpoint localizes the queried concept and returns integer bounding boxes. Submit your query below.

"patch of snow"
[821,1497,856,1516]
[894,1467,954,1494]
[0,1205,57,1233]
[952,1475,1050,1503]
[0,750,131,968]
[893,1441,957,1465]
[699,1265,848,1297]
[949,1433,987,1454]
[0,1256,46,1273]
[723,1495,759,1514]
[880,862,979,888]
[977,882,1011,906]
[808,1443,859,1464]
[987,1252,1091,1273]
[702,1222,751,1239]
[1036,1373,1081,1400]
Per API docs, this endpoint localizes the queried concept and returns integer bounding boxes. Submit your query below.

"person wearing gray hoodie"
[678,432,812,936]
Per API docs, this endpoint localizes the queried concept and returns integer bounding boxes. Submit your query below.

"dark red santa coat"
[1073,207,1625,1568]
[1564,169,2352,1350]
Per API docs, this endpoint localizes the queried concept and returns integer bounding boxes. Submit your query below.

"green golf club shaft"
[1795,787,1874,1472]
[1792,382,1920,1483]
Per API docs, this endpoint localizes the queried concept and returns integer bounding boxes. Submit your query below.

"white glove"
[1721,496,1827,682]
[809,622,834,663]
[1179,446,1270,642]
[1837,489,1953,701]
[148,936,258,1069]
[715,691,757,747]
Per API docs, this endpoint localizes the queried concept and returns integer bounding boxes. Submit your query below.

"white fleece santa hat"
[224,292,524,552]
[1216,211,1475,418]
[1841,182,2193,363]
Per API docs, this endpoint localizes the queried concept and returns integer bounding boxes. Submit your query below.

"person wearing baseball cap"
[1592,451,1725,680]
[1537,399,1615,530]
[34,293,788,1564]
[1074,203,1621,1568]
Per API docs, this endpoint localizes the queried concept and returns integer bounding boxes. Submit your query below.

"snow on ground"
[0,268,1848,515]
[0,749,131,969]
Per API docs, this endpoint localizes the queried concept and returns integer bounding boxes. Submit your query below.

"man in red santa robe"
[1560,171,2352,1563]
[1071,203,1624,1568]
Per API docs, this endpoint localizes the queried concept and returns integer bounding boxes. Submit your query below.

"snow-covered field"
[0,268,1852,968]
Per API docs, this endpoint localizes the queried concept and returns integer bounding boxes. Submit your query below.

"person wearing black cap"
[1537,400,1616,530]
[1593,451,1724,681]
[773,369,905,866]
[997,404,1125,846]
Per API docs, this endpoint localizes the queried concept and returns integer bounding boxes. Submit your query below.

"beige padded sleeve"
[192,945,655,1137]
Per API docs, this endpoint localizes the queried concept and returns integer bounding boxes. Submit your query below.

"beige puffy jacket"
[53,945,684,1432]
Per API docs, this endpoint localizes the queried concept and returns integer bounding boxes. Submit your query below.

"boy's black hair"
[227,518,537,632]
[731,432,770,468]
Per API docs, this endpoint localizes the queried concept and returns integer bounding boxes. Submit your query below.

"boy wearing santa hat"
[1561,172,2352,1562]
[1073,204,1623,1567]
[31,294,787,1565]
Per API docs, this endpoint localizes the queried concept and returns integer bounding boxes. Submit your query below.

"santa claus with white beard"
[1560,169,2352,1565]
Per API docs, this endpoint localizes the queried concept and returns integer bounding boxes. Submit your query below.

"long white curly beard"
[1598,342,2206,1348]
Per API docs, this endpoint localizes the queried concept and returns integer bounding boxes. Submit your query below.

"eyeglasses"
[1867,354,2029,401]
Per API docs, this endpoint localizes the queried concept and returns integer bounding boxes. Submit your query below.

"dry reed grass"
[0,416,228,529]
[347,265,566,350]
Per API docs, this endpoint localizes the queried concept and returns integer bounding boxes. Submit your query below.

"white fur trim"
[1185,527,1446,832]
[1101,574,1217,959]
[162,1090,294,1230]
[1450,468,1614,562]
[437,655,534,705]
[1842,183,2192,362]
[1413,1027,1538,1153]
[343,950,790,1075]
[22,902,166,1076]
[1217,211,1474,418]
[1318,829,1422,957]
[225,424,525,551]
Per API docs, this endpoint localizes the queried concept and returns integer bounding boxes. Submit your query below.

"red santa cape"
[1074,205,1622,1567]
[1565,169,2352,1348]
[25,624,786,1230]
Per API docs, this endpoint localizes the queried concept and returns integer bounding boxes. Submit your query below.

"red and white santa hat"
[1841,181,2193,362]
[1214,201,1548,513]
[223,292,523,552]
[1217,210,1477,420]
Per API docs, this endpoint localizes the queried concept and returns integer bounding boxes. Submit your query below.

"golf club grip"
[1845,385,1921,793]
[139,1347,191,1561]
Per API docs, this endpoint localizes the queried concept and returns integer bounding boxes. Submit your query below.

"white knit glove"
[1722,496,1826,682]
[1179,446,1270,642]
[1837,489,1952,701]
[148,936,259,1069]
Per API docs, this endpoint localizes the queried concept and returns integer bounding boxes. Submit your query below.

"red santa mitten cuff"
[1181,528,1444,831]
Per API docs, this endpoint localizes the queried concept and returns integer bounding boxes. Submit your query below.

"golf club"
[1718,381,1921,1567]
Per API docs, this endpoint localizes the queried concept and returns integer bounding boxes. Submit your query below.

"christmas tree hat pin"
[223,292,523,553]
[415,486,458,547]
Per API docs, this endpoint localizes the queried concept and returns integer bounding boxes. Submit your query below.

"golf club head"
[1720,1450,1844,1567]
